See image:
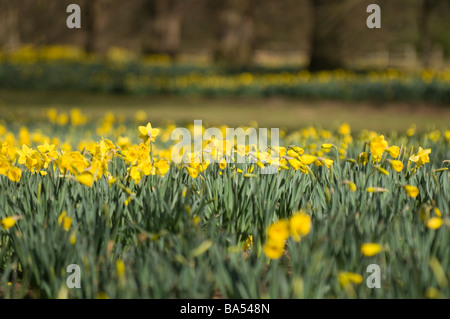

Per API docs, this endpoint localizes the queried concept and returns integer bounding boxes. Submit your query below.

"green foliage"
[0,121,449,299]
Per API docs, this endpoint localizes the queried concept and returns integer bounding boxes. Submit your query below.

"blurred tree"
[418,0,449,67]
[0,0,22,50]
[419,0,434,67]
[308,0,347,71]
[213,0,256,66]
[141,0,185,57]
[84,0,99,53]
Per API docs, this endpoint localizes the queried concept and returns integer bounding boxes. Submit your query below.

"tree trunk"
[142,0,183,57]
[214,0,255,66]
[419,0,433,68]
[0,1,21,51]
[308,0,344,71]
[84,0,99,53]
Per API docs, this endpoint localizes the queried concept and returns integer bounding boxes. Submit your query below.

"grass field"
[1,90,449,133]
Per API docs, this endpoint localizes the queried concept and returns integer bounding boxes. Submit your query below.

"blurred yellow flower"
[386,145,400,158]
[338,272,363,287]
[37,140,55,153]
[390,160,403,172]
[288,158,302,171]
[70,232,77,245]
[58,211,72,232]
[7,167,22,182]
[219,158,227,170]
[404,185,419,198]
[116,259,126,277]
[445,130,450,143]
[267,220,290,243]
[357,152,369,166]
[263,239,285,259]
[289,212,311,241]
[428,130,440,142]
[338,123,351,136]
[366,187,388,193]
[406,124,416,137]
[186,167,199,178]
[134,110,147,123]
[409,147,431,168]
[290,146,304,155]
[348,182,357,192]
[369,135,388,162]
[425,287,443,299]
[361,243,382,257]
[434,207,441,218]
[242,235,253,251]
[76,172,94,187]
[321,143,334,149]
[1,217,16,230]
[299,154,317,165]
[96,292,110,299]
[426,217,443,230]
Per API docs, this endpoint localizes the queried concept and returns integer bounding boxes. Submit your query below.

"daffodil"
[76,172,94,187]
[386,145,400,158]
[338,272,363,287]
[267,220,290,243]
[116,259,126,277]
[37,140,56,153]
[433,207,441,218]
[348,182,357,191]
[219,158,227,170]
[186,166,199,178]
[299,154,317,165]
[314,158,333,169]
[263,239,285,259]
[390,160,403,172]
[289,212,311,241]
[138,122,159,143]
[288,158,302,170]
[445,130,450,143]
[129,166,142,183]
[409,147,431,168]
[366,187,388,193]
[96,292,109,299]
[321,143,334,149]
[357,152,369,166]
[428,130,440,142]
[290,146,304,155]
[242,235,253,251]
[361,243,382,257]
[1,217,16,230]
[425,287,442,299]
[7,167,21,182]
[406,124,416,137]
[369,135,388,162]
[338,123,351,136]
[404,185,419,198]
[155,159,170,176]
[426,217,443,230]
[58,211,72,231]
[286,149,300,159]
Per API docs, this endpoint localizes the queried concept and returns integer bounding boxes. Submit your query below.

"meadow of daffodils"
[0,108,449,298]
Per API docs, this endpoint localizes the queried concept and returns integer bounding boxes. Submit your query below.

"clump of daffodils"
[263,211,311,259]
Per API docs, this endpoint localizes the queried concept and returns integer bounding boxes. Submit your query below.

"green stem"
[150,140,154,164]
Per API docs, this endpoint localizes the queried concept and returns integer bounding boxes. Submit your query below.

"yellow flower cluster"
[263,211,311,259]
